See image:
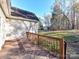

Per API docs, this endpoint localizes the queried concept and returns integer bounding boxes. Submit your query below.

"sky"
[11,0,55,17]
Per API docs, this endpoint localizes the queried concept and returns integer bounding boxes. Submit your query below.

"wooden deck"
[0,40,58,59]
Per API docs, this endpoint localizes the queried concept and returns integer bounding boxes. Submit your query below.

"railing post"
[64,41,67,59]
[60,39,65,59]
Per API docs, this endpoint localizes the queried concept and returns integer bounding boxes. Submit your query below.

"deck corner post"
[60,39,65,59]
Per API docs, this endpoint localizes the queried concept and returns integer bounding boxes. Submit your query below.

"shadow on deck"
[0,40,58,59]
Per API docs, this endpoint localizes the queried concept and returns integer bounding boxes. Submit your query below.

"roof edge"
[7,16,38,22]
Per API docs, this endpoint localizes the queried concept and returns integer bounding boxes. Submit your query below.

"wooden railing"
[26,32,66,59]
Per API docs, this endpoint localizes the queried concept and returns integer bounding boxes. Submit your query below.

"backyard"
[0,0,79,59]
[39,30,79,42]
[39,30,79,59]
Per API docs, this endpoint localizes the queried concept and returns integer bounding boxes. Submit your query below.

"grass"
[36,30,79,54]
[39,30,79,42]
[38,39,60,53]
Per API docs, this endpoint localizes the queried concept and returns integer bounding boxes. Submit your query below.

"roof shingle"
[11,7,39,21]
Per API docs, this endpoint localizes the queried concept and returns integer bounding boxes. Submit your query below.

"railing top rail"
[26,32,64,41]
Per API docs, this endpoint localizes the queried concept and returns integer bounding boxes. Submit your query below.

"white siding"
[0,7,6,50]
[5,19,39,40]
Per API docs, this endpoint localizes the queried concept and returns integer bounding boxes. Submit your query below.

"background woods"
[39,0,79,31]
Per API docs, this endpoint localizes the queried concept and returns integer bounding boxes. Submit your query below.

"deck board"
[0,41,58,59]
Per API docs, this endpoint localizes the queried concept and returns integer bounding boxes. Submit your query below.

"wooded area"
[50,0,79,30]
[38,0,79,31]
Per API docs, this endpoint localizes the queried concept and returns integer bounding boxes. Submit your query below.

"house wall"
[0,0,39,50]
[5,19,39,40]
[0,0,10,16]
[0,6,6,50]
[0,5,39,49]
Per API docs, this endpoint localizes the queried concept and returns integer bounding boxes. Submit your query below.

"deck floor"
[0,41,58,59]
